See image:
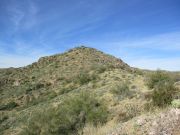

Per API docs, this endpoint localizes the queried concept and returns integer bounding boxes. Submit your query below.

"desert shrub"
[48,91,57,99]
[146,70,171,89]
[91,65,107,73]
[134,69,144,75]
[95,66,107,73]
[0,114,9,134]
[123,104,141,121]
[20,92,108,135]
[59,85,76,94]
[122,74,126,78]
[169,73,180,82]
[144,102,155,112]
[76,72,91,84]
[171,99,180,108]
[111,82,132,100]
[75,72,98,85]
[97,66,107,73]
[60,92,108,126]
[25,84,34,93]
[116,102,142,122]
[19,108,56,135]
[131,85,137,89]
[145,70,178,108]
[0,112,8,124]
[90,73,98,81]
[59,88,72,94]
[152,81,177,107]
[25,82,46,93]
[78,122,117,135]
[34,83,45,89]
[0,101,18,111]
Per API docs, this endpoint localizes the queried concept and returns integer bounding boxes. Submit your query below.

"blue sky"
[0,0,180,70]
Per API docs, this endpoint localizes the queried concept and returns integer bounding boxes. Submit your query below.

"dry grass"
[111,99,146,123]
[78,121,117,135]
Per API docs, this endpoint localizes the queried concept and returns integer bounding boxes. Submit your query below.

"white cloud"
[8,6,24,28]
[0,48,52,68]
[7,0,38,31]
[126,57,180,71]
[87,31,180,71]
[113,31,180,51]
[0,40,53,68]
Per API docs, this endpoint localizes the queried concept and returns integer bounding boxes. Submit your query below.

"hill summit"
[28,46,131,71]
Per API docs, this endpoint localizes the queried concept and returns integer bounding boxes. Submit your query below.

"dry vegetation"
[0,46,180,135]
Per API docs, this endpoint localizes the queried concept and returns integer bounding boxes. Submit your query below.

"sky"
[0,0,180,71]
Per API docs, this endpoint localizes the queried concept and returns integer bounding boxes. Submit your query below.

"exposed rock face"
[108,109,180,135]
[149,109,180,135]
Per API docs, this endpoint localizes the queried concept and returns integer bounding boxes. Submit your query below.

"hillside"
[0,46,131,108]
[0,46,180,135]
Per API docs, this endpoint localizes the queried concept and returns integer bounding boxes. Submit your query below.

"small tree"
[152,81,177,107]
[146,70,171,89]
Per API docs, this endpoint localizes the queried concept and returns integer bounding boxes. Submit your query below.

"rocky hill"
[0,46,179,135]
[0,46,131,108]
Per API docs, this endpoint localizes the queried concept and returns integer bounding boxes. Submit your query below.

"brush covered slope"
[0,46,180,135]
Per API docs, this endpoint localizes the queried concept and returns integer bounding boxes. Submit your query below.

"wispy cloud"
[8,6,24,29]
[0,45,53,68]
[111,31,180,51]
[126,57,180,71]
[0,39,54,68]
[38,0,114,44]
[24,0,38,29]
[86,31,180,71]
[7,0,38,31]
[0,0,44,68]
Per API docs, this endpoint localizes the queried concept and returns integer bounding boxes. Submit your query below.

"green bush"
[0,113,9,133]
[0,101,18,111]
[75,72,98,85]
[77,72,91,84]
[134,69,144,75]
[20,108,56,135]
[48,91,57,99]
[59,92,108,129]
[146,70,171,89]
[97,66,107,73]
[0,112,8,124]
[20,92,108,135]
[91,65,107,73]
[111,82,132,100]
[59,86,75,95]
[152,81,177,107]
[25,82,45,94]
[171,99,180,108]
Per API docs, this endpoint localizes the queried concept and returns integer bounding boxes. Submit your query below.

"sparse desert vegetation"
[19,92,108,135]
[0,47,180,135]
[146,70,178,107]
